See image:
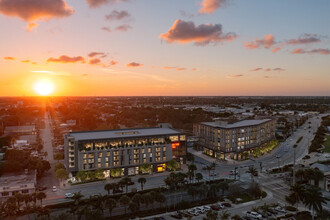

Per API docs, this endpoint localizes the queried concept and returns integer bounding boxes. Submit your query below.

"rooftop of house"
[199,119,273,129]
[0,170,37,190]
[68,126,182,141]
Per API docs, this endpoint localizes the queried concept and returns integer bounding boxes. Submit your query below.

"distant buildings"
[310,163,330,192]
[0,169,37,198]
[4,125,36,136]
[193,119,275,160]
[64,124,186,176]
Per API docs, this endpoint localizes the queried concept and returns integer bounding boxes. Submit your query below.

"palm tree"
[195,173,203,183]
[128,202,138,215]
[155,193,166,209]
[36,192,47,206]
[203,210,218,220]
[198,185,208,200]
[218,181,229,197]
[295,169,305,182]
[312,169,324,186]
[187,164,197,183]
[203,162,216,177]
[119,177,132,193]
[104,183,113,195]
[187,186,197,201]
[304,168,314,185]
[303,186,329,220]
[138,177,146,191]
[106,198,116,217]
[131,193,142,212]
[119,195,130,214]
[289,183,305,209]
[246,166,258,182]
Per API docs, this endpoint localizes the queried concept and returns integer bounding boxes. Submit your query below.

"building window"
[142,148,145,153]
[98,158,101,162]
[105,157,109,162]
[156,147,160,152]
[97,163,101,168]
[83,154,87,158]
[88,153,94,158]
[83,159,87,164]
[114,161,119,166]
[170,136,179,142]
[2,192,9,196]
[106,152,110,157]
[163,156,166,161]
[22,189,28,194]
[114,151,119,156]
[163,146,166,151]
[180,135,186,141]
[148,148,152,153]
[143,158,147,163]
[105,162,109,167]
[99,152,103,157]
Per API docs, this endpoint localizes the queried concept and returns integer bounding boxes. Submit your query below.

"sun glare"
[33,79,55,96]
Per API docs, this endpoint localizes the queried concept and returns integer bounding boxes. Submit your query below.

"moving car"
[52,186,57,192]
[65,193,74,198]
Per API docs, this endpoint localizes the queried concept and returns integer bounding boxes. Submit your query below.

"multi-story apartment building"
[193,119,275,160]
[64,125,186,177]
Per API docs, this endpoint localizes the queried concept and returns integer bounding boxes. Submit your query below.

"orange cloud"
[244,34,275,49]
[163,66,187,71]
[115,24,132,32]
[272,47,281,53]
[47,55,85,63]
[264,68,271,72]
[291,48,330,55]
[21,60,30,63]
[88,58,101,65]
[250,68,262,71]
[3,56,15,60]
[159,19,237,46]
[110,60,118,66]
[0,0,74,30]
[199,0,228,14]
[285,34,321,45]
[226,74,243,78]
[86,0,128,8]
[126,62,143,67]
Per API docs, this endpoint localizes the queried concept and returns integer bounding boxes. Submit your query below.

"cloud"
[264,68,271,72]
[88,52,106,58]
[191,68,198,71]
[180,10,195,19]
[126,62,143,67]
[264,76,271,78]
[226,74,243,78]
[115,24,132,32]
[163,66,189,71]
[21,60,30,63]
[285,34,321,45]
[30,70,71,75]
[86,0,128,8]
[110,60,118,66]
[250,68,262,71]
[199,0,228,14]
[3,56,15,60]
[88,58,101,65]
[105,10,130,21]
[0,0,74,30]
[244,34,275,49]
[47,55,85,63]
[102,24,131,33]
[291,48,330,55]
[273,68,285,72]
[159,19,237,46]
[272,47,281,53]
[101,27,112,33]
[82,74,88,76]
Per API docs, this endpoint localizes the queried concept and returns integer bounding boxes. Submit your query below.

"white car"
[52,186,57,192]
[65,193,74,198]
[217,203,225,209]
[203,205,211,211]
[245,211,262,219]
[188,209,199,216]
[194,207,205,214]
[274,206,287,213]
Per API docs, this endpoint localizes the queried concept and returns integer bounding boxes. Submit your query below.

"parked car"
[188,209,199,216]
[65,193,74,198]
[274,206,287,213]
[38,186,47,191]
[211,205,221,211]
[195,207,205,214]
[245,211,262,220]
[222,202,232,207]
[230,170,238,175]
[52,186,57,192]
[203,205,211,211]
[170,213,183,219]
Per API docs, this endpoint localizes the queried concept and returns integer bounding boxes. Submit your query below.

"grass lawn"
[323,135,330,153]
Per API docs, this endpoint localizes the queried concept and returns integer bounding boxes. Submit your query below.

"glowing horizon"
[0,0,329,96]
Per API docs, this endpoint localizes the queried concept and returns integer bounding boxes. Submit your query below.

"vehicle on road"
[210,205,221,211]
[170,212,183,219]
[38,186,47,191]
[274,206,287,213]
[52,186,57,192]
[221,202,232,207]
[230,170,238,175]
[244,211,262,219]
[65,193,74,198]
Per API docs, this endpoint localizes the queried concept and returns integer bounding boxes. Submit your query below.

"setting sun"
[33,79,55,96]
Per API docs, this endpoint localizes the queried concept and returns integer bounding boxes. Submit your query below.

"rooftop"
[0,170,37,190]
[68,127,182,141]
[200,119,273,129]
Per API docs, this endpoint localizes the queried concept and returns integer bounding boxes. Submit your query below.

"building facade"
[0,169,37,198]
[193,119,275,160]
[64,125,186,177]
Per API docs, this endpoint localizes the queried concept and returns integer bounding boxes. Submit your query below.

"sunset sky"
[0,0,329,96]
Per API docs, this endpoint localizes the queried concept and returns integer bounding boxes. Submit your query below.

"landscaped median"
[252,140,279,158]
